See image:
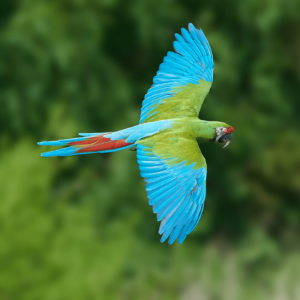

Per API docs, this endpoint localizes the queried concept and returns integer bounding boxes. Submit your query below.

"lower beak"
[223,140,231,148]
[216,135,222,142]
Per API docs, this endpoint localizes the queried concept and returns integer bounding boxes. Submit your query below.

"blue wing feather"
[156,191,186,221]
[169,202,197,245]
[139,23,214,124]
[159,194,191,240]
[175,33,200,61]
[173,41,197,62]
[137,144,207,244]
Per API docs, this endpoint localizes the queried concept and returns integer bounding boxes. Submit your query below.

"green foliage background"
[1,0,300,299]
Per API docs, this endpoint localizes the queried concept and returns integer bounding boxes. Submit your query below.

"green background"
[1,0,300,299]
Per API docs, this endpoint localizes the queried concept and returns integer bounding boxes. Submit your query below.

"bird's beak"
[216,132,233,148]
[223,140,231,148]
[215,135,222,142]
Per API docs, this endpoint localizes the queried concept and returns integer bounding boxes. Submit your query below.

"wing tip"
[168,236,176,245]
[160,234,168,244]
[159,232,186,245]
[188,22,196,31]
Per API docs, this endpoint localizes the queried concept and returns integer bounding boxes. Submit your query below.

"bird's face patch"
[215,127,234,148]
[224,126,234,134]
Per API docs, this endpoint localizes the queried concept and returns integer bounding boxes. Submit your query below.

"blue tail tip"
[41,152,52,157]
[38,141,49,146]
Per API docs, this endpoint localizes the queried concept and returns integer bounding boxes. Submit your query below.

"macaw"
[39,23,234,245]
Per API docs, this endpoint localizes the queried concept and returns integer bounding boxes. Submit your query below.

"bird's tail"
[38,120,173,157]
[38,132,134,157]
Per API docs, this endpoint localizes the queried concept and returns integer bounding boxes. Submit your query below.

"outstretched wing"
[139,23,214,124]
[137,133,207,244]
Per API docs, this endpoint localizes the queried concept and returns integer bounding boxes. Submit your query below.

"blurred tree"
[1,0,300,299]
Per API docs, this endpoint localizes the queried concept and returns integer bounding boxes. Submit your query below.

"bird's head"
[215,126,234,148]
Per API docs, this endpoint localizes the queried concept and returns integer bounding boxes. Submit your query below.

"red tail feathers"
[39,133,134,157]
[71,134,133,153]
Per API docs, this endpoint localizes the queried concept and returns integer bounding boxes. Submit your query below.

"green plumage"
[137,118,230,169]
[139,79,230,170]
[142,79,212,124]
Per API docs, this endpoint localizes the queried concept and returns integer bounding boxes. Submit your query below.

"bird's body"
[39,23,234,244]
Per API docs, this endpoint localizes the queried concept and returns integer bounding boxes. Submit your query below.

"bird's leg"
[130,146,137,151]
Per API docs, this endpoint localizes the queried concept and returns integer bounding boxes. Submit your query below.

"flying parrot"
[38,23,234,245]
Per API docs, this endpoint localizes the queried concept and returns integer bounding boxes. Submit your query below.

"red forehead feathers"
[224,126,234,134]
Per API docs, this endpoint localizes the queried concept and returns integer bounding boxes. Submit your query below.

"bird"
[38,23,234,245]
